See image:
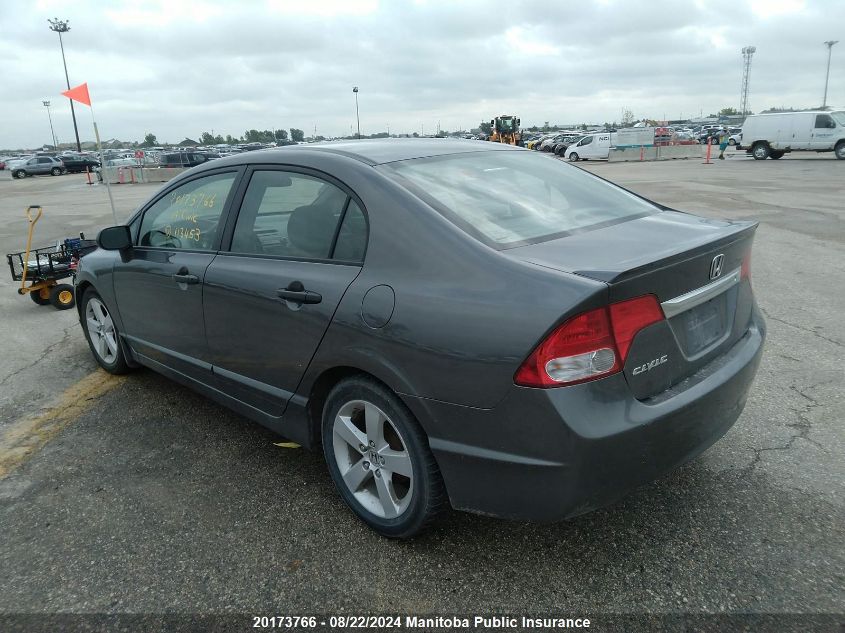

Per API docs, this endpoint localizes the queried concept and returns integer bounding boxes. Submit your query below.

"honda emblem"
[710,254,725,280]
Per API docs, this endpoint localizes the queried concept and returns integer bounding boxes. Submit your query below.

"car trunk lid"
[505,210,758,399]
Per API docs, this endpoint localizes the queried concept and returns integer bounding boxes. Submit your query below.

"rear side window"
[382,151,657,248]
[137,172,236,250]
[333,201,367,262]
[230,170,359,260]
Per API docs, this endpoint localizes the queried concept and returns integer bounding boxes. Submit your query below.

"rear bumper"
[404,310,766,522]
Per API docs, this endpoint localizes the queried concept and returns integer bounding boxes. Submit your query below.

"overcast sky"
[1,0,842,148]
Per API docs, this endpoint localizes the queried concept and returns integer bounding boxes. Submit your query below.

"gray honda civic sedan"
[76,139,765,538]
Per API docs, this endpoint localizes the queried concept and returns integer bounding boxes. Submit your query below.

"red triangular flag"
[61,82,91,106]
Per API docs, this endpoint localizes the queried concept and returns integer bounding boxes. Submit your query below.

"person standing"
[718,126,729,159]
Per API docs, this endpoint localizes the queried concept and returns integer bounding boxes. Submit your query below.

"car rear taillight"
[514,295,664,388]
[741,251,752,281]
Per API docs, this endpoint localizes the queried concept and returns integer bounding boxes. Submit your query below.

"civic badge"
[710,254,725,280]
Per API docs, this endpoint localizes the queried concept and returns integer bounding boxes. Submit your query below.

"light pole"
[740,46,756,116]
[43,100,58,148]
[352,86,360,139]
[48,18,82,152]
[823,40,838,108]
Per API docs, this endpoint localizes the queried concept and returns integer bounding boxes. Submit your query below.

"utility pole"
[823,40,838,108]
[48,18,82,152]
[352,86,360,139]
[43,101,58,148]
[740,46,756,116]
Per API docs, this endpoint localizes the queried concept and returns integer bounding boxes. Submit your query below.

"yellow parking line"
[0,370,125,478]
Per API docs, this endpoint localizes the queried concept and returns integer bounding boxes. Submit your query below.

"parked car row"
[3,151,101,178]
[523,131,588,156]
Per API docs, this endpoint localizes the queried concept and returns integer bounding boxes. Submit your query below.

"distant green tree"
[274,129,289,142]
[289,128,304,142]
[719,107,740,116]
[479,121,492,135]
[200,131,225,145]
[225,134,238,144]
[141,132,157,147]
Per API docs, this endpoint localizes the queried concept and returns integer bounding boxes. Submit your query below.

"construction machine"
[488,115,521,145]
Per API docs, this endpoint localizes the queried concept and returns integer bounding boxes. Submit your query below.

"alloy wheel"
[86,297,118,364]
[332,400,414,519]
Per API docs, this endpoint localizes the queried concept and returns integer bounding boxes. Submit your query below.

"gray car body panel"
[76,139,765,520]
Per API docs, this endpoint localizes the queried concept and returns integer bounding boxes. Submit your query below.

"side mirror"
[97,225,132,251]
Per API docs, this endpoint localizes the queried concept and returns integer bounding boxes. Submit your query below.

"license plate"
[683,297,726,354]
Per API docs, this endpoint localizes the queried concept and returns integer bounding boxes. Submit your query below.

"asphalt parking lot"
[0,152,842,626]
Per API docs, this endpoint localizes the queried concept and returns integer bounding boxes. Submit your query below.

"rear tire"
[50,284,75,310]
[835,141,845,160]
[752,142,771,160]
[13,169,25,179]
[29,287,52,305]
[81,289,131,374]
[322,376,447,538]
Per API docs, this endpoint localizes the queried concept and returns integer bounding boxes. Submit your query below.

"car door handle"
[277,281,322,305]
[173,272,199,285]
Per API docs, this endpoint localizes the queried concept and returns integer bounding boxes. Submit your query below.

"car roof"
[270,138,522,165]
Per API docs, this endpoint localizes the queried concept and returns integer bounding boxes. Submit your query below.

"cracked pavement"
[0,156,842,620]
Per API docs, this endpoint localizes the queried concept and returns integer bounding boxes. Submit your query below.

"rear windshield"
[381,151,658,248]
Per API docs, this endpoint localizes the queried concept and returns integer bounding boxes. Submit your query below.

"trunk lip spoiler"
[661,267,741,318]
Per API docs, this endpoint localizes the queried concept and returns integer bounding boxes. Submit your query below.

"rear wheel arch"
[305,364,440,448]
[307,366,413,449]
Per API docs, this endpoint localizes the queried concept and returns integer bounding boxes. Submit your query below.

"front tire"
[568,152,579,161]
[81,289,131,374]
[322,377,446,538]
[50,167,63,176]
[770,150,785,160]
[752,142,771,160]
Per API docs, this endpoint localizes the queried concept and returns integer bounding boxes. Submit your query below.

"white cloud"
[0,0,842,149]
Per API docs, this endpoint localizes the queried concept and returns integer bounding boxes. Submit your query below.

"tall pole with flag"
[61,83,117,224]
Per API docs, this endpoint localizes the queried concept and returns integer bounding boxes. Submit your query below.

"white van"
[741,110,845,160]
[564,132,617,161]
